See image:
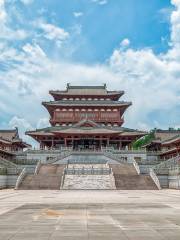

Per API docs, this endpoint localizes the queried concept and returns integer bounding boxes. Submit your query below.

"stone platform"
[0,190,180,239]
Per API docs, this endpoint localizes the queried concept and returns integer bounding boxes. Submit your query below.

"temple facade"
[26,84,145,150]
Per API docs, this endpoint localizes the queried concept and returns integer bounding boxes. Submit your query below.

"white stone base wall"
[0,175,18,189]
[157,175,169,188]
[168,175,180,189]
[0,176,7,189]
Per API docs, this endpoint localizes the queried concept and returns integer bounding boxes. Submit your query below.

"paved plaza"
[0,190,180,239]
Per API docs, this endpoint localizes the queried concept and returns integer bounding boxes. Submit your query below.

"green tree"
[132,130,155,150]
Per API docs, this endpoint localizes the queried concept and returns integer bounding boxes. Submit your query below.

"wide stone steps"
[19,174,61,190]
[113,174,157,190]
[18,164,66,190]
[38,164,66,175]
[109,163,138,175]
[110,164,158,190]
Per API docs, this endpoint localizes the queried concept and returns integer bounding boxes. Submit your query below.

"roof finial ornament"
[104,83,107,89]
[67,83,70,89]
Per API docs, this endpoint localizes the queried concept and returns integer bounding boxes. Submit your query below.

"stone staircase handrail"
[15,167,27,190]
[11,158,39,165]
[149,168,161,190]
[67,159,107,164]
[34,161,41,175]
[46,151,72,164]
[64,167,111,175]
[132,159,140,175]
[60,169,66,189]
[103,151,129,164]
[0,167,7,175]
[0,157,17,168]
[109,168,116,189]
[153,155,180,171]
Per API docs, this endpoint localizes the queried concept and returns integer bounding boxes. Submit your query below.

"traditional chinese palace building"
[26,84,145,150]
[143,129,180,159]
[0,128,30,160]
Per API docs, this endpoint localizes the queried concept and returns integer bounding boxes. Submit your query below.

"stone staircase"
[17,161,158,190]
[110,164,158,190]
[62,163,116,190]
[63,175,115,190]
[18,164,66,190]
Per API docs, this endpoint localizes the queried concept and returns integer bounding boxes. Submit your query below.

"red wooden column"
[40,140,43,149]
[107,138,110,147]
[64,138,67,147]
[99,137,102,149]
[51,138,54,149]
[119,141,122,150]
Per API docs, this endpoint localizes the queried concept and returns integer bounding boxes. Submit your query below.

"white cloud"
[0,28,28,40]
[37,118,50,129]
[0,0,28,40]
[20,0,34,5]
[170,0,180,48]
[92,0,108,5]
[22,43,46,58]
[120,38,130,48]
[36,20,69,46]
[0,0,7,22]
[9,116,32,131]
[107,0,180,128]
[98,0,107,5]
[8,116,37,146]
[73,12,83,18]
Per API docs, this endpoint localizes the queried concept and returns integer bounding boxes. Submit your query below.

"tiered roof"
[0,129,19,141]
[49,84,124,100]
[27,120,146,137]
[161,135,180,146]
[44,84,131,117]
[0,128,30,148]
[43,100,131,107]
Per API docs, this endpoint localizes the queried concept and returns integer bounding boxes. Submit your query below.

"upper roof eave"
[161,135,180,145]
[42,100,132,107]
[49,90,124,96]
[25,124,147,138]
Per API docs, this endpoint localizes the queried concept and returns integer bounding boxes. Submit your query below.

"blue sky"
[7,0,172,62]
[0,0,180,145]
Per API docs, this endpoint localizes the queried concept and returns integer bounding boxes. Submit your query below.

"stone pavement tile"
[10,232,51,240]
[0,225,21,233]
[0,233,15,240]
[87,218,115,225]
[88,225,120,230]
[156,229,180,240]
[112,218,150,230]
[123,229,166,240]
[152,223,180,230]
[51,230,88,237]
[88,231,128,240]
[57,225,87,230]
[88,238,126,240]
[18,225,55,233]
[51,236,88,240]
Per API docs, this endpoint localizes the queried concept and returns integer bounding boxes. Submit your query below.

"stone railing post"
[60,170,66,190]
[132,159,140,175]
[150,168,161,190]
[14,168,27,190]
[34,160,41,175]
